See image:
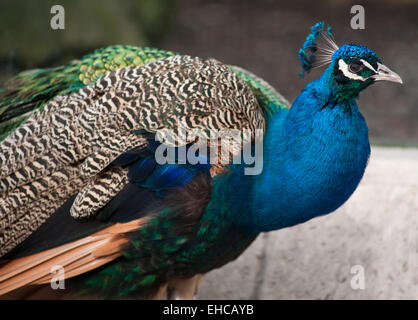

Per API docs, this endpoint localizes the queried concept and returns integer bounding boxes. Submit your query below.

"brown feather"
[0,218,145,296]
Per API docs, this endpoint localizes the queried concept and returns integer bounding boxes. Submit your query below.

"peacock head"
[299,22,402,99]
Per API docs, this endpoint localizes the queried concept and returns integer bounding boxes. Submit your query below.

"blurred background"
[0,0,417,299]
[0,0,417,146]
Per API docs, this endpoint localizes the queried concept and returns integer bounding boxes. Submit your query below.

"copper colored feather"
[0,218,145,295]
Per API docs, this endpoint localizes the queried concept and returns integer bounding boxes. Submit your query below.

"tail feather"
[0,218,144,295]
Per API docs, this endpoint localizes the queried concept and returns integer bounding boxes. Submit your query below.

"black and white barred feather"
[0,55,265,256]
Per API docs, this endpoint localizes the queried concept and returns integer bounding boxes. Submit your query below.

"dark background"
[1,0,417,146]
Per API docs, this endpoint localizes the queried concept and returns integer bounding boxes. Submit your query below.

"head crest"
[298,22,338,78]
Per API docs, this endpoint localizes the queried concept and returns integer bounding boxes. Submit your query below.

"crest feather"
[298,22,338,78]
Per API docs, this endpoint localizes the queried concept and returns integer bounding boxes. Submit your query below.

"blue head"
[299,22,402,100]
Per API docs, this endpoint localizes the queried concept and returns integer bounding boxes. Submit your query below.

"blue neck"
[226,68,371,234]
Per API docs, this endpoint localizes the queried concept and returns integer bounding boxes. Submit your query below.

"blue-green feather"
[298,21,328,77]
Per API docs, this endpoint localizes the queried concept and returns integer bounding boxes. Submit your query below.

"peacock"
[0,22,402,299]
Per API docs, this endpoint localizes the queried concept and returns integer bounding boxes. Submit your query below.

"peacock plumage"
[0,22,402,299]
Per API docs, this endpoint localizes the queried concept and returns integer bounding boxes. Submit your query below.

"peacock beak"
[372,63,403,84]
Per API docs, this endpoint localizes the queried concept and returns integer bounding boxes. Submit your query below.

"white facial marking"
[360,59,377,73]
[338,59,367,81]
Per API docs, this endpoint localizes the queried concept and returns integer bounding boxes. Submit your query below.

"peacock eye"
[348,61,364,73]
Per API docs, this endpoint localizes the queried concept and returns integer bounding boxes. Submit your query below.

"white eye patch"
[338,59,367,81]
[338,59,377,81]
